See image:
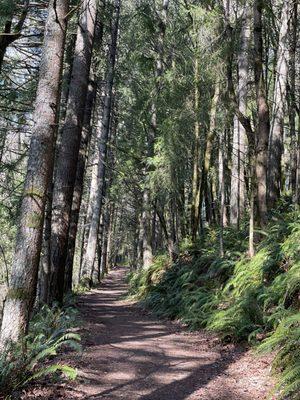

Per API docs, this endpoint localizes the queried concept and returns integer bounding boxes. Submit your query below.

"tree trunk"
[249,170,255,257]
[289,2,298,196]
[141,187,153,268]
[49,0,97,303]
[64,80,97,292]
[191,57,201,241]
[230,5,250,227]
[268,0,294,207]
[199,80,221,228]
[100,98,118,276]
[101,203,111,276]
[142,102,156,267]
[0,0,69,346]
[253,0,270,226]
[156,207,177,262]
[219,130,225,257]
[81,0,120,282]
[39,33,77,304]
[141,0,169,267]
[296,121,300,205]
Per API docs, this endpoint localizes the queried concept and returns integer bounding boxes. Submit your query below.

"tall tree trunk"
[142,105,155,268]
[137,209,144,268]
[106,203,115,269]
[49,0,97,303]
[100,98,118,276]
[199,80,221,228]
[0,0,69,346]
[249,164,256,257]
[72,8,106,274]
[39,184,53,305]
[219,130,225,257]
[296,118,300,205]
[101,203,111,275]
[141,0,169,268]
[268,0,294,207]
[191,57,201,241]
[253,0,270,226]
[64,80,97,292]
[82,0,120,282]
[131,205,140,269]
[39,33,77,304]
[289,1,298,196]
[230,5,250,227]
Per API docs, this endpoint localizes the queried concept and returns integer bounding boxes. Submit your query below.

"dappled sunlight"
[59,268,272,400]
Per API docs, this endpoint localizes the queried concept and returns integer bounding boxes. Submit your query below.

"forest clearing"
[0,0,300,399]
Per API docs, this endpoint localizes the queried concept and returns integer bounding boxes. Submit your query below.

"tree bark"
[39,32,77,304]
[141,0,169,267]
[288,1,298,196]
[199,80,220,229]
[253,0,270,226]
[81,0,120,282]
[101,203,111,276]
[219,130,225,257]
[268,0,294,207]
[64,80,97,292]
[0,0,69,346]
[100,98,118,276]
[191,57,201,241]
[49,0,97,303]
[230,5,250,227]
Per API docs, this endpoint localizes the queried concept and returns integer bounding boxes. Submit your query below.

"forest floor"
[23,268,274,400]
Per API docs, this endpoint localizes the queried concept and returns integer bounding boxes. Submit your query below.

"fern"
[128,208,300,398]
[24,364,77,385]
[0,302,81,397]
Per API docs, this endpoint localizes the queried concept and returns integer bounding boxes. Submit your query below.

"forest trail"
[29,268,273,400]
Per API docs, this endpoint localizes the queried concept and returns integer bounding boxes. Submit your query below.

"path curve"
[26,268,273,399]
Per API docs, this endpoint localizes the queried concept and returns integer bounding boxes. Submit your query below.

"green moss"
[7,287,31,301]
[26,211,42,229]
[24,187,44,199]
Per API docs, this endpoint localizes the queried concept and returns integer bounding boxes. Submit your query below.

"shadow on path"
[60,268,272,400]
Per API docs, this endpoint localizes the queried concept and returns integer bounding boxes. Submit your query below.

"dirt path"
[28,268,274,399]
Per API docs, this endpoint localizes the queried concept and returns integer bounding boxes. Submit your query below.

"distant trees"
[110,0,299,263]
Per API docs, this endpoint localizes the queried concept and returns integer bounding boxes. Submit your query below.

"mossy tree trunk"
[0,0,69,346]
[49,0,97,303]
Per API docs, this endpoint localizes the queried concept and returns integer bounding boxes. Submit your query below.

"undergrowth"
[128,207,300,399]
[0,295,81,399]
